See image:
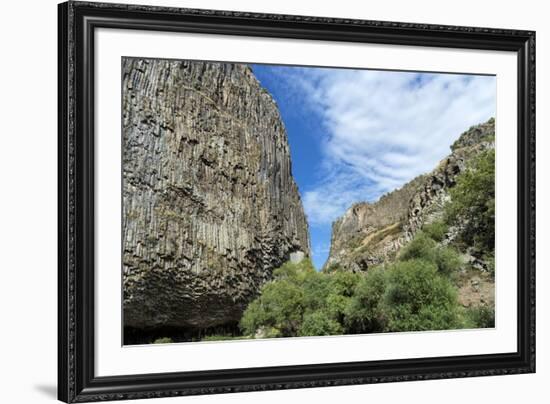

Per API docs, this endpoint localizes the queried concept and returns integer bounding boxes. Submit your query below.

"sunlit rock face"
[122,59,310,331]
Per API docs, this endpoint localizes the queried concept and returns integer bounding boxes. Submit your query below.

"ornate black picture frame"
[58,1,535,402]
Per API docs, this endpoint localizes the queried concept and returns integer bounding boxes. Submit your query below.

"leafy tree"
[383,259,462,332]
[432,246,462,277]
[239,279,305,337]
[240,248,465,338]
[299,311,343,336]
[398,232,437,262]
[301,273,331,311]
[344,266,387,333]
[240,260,361,338]
[239,299,267,336]
[325,272,362,323]
[464,305,495,329]
[329,271,361,297]
[398,231,462,276]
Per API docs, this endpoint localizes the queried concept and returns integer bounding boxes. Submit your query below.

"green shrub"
[299,311,344,336]
[328,271,362,297]
[433,246,462,276]
[465,305,495,328]
[398,232,437,262]
[324,293,350,324]
[422,221,448,242]
[324,272,362,324]
[240,259,363,338]
[301,273,331,311]
[239,279,305,337]
[240,251,467,339]
[383,260,462,332]
[399,232,462,276]
[344,266,387,333]
[239,300,267,336]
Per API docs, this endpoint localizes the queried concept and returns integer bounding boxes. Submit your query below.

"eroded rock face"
[122,59,310,331]
[324,176,426,272]
[324,118,495,273]
[403,118,495,239]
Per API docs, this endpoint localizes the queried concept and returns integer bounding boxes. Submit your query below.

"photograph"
[122,58,496,345]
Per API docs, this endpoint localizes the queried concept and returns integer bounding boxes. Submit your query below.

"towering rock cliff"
[122,58,310,334]
[324,118,495,273]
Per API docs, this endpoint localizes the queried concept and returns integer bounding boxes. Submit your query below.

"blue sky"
[251,64,496,269]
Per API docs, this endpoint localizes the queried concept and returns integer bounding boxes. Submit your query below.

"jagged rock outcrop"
[324,176,426,272]
[324,118,495,273]
[122,58,310,332]
[403,119,495,239]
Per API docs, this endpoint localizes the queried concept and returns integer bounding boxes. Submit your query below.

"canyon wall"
[122,59,310,332]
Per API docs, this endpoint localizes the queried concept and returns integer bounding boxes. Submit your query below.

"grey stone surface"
[122,58,310,330]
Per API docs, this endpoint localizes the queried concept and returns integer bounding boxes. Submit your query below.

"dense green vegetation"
[240,260,360,337]
[239,231,468,337]
[446,149,495,255]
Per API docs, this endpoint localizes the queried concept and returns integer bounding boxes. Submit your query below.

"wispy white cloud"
[273,67,496,226]
[311,241,332,258]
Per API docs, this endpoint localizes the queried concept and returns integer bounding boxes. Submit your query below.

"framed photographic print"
[58,1,535,402]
